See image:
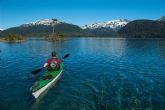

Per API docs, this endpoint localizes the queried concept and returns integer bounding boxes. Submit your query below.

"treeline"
[118,20,165,38]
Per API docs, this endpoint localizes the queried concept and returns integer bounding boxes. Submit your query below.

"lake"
[0,38,164,110]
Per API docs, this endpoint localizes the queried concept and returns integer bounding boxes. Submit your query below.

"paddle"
[31,67,45,75]
[30,53,70,76]
[62,53,70,59]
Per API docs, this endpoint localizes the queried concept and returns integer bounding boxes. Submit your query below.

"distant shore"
[0,38,4,42]
[0,34,26,42]
[1,35,165,43]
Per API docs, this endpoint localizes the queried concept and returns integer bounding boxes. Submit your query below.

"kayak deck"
[32,63,63,92]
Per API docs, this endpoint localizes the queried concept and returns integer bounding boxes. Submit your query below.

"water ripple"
[0,38,165,110]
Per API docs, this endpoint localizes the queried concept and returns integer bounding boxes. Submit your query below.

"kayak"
[31,62,63,99]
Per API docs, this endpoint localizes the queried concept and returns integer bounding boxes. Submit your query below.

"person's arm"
[44,59,50,67]
[43,63,48,67]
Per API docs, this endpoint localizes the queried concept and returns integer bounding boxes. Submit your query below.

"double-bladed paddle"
[30,53,70,77]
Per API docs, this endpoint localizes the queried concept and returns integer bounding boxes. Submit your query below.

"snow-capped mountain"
[82,19,129,30]
[21,19,62,27]
[159,16,165,21]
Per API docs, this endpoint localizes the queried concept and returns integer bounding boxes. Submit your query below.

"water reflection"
[80,38,127,59]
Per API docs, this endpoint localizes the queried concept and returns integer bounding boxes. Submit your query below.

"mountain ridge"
[82,19,129,31]
[0,20,87,37]
[0,16,165,38]
[118,19,165,38]
[21,19,63,27]
[158,16,165,21]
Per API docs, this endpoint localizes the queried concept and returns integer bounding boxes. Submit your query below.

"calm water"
[0,38,165,110]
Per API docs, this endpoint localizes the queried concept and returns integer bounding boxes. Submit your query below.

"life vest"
[48,58,58,71]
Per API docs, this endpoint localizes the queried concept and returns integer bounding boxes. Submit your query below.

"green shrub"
[5,34,25,42]
[45,32,64,41]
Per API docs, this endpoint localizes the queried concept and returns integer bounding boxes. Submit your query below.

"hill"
[118,20,165,38]
[0,19,87,37]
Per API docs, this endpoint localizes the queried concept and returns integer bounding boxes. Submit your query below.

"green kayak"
[31,62,63,99]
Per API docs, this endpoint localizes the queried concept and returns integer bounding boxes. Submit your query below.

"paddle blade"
[31,67,44,75]
[62,54,70,59]
[29,74,36,79]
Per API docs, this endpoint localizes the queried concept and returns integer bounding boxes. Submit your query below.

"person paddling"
[44,51,61,71]
[30,52,69,91]
[31,52,62,91]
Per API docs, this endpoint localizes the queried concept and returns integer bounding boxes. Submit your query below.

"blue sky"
[0,0,165,29]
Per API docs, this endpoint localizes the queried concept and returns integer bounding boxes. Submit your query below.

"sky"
[0,0,165,29]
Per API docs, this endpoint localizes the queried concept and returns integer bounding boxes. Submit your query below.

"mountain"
[0,29,2,33]
[118,20,165,38]
[84,28,117,37]
[82,19,129,37]
[82,19,129,31]
[158,16,165,21]
[0,19,87,37]
[21,19,62,27]
[0,30,2,32]
[1,16,165,38]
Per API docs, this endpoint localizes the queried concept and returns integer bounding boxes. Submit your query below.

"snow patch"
[159,16,165,21]
[21,19,62,27]
[82,19,130,30]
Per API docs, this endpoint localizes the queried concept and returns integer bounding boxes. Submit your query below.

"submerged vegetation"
[45,32,65,41]
[0,34,26,42]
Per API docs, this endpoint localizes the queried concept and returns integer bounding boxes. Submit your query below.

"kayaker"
[43,51,61,71]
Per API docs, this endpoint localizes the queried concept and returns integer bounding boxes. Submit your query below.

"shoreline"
[27,36,165,39]
[0,34,26,42]
[0,39,26,42]
[1,36,165,43]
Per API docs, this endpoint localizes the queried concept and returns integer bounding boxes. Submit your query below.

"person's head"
[52,51,56,57]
